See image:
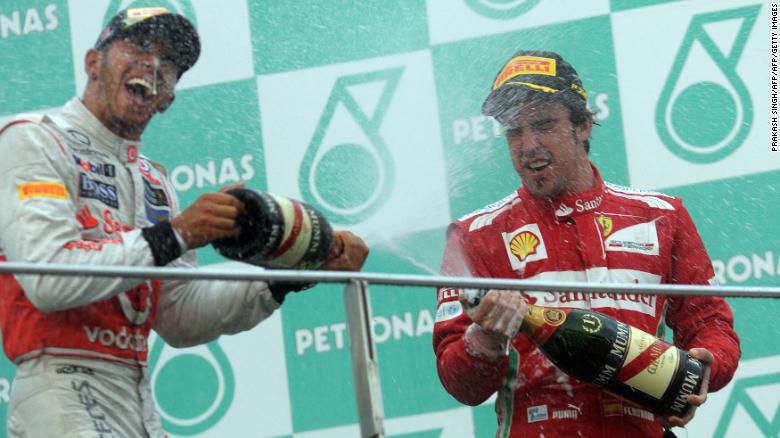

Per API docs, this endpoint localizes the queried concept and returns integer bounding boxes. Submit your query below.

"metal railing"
[2,261,780,437]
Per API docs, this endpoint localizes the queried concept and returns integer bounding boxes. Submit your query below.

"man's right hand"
[171,191,244,250]
[319,231,369,272]
[459,289,528,339]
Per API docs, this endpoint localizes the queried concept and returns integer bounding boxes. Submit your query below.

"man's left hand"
[662,347,714,429]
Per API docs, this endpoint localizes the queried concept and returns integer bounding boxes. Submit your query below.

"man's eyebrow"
[530,117,558,126]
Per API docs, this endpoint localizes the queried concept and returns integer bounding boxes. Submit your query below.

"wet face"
[504,100,593,199]
[86,35,179,139]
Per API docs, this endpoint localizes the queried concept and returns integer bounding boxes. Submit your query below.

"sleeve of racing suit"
[664,202,741,392]
[153,253,281,348]
[433,224,509,406]
[0,122,156,312]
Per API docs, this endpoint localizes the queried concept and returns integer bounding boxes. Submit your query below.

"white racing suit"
[0,98,281,437]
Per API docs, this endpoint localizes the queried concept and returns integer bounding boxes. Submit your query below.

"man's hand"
[662,348,714,429]
[171,189,245,250]
[319,231,368,271]
[459,289,527,339]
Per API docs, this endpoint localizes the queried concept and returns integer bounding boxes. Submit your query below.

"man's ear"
[575,115,593,143]
[156,93,175,113]
[85,48,101,81]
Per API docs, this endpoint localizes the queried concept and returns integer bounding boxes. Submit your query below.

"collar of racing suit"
[519,162,606,221]
[61,97,142,164]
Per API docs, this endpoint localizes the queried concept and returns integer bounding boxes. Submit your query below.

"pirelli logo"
[18,182,68,200]
[127,7,169,18]
[492,56,557,90]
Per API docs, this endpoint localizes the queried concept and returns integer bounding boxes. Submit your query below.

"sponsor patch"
[127,145,138,163]
[605,220,660,256]
[78,174,118,208]
[145,203,171,224]
[73,155,116,177]
[143,179,169,207]
[510,231,541,260]
[138,159,160,184]
[66,129,91,145]
[18,182,68,200]
[523,269,661,316]
[437,287,460,304]
[435,301,463,323]
[552,409,579,420]
[555,194,603,217]
[493,56,556,90]
[503,223,548,273]
[555,203,573,217]
[603,401,623,417]
[597,215,613,237]
[527,404,549,423]
[76,204,99,229]
[127,7,169,20]
[56,365,95,375]
[623,406,654,421]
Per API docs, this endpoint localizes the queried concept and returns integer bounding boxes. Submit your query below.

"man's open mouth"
[527,160,551,172]
[125,78,154,104]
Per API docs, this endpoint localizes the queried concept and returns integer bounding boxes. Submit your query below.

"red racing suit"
[433,166,740,438]
[0,98,280,437]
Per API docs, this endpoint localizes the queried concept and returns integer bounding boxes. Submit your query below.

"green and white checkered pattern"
[0,0,776,436]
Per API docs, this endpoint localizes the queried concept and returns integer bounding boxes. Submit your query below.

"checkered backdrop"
[0,0,776,436]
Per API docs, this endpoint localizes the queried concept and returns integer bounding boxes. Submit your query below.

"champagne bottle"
[212,188,335,269]
[520,304,704,418]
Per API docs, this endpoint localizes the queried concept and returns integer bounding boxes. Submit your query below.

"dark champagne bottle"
[521,304,704,418]
[212,188,335,269]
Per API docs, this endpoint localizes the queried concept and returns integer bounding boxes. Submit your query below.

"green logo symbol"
[465,0,541,19]
[655,5,759,163]
[299,68,403,224]
[103,0,197,27]
[714,372,780,436]
[149,338,235,435]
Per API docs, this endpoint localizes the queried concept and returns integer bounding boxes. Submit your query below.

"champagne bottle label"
[267,194,315,266]
[617,326,679,399]
[592,320,679,399]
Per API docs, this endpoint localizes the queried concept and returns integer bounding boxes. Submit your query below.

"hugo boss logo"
[78,174,119,208]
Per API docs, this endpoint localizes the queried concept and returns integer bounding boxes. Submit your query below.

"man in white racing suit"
[0,7,368,437]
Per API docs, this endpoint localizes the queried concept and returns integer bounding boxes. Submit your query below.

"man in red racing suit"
[433,50,740,438]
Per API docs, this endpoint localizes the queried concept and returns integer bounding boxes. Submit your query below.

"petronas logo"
[465,0,541,19]
[299,68,403,224]
[714,372,780,436]
[655,5,759,163]
[149,338,235,435]
[103,0,197,26]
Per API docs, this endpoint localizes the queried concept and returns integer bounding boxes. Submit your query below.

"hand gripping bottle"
[212,188,335,269]
[464,290,705,418]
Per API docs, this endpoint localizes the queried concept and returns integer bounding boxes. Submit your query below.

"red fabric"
[433,166,740,438]
[0,256,161,364]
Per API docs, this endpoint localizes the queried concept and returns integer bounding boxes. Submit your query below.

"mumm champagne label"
[615,325,679,398]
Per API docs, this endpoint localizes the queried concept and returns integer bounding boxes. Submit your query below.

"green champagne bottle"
[521,304,704,418]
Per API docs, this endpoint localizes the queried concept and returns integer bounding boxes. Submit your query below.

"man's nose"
[514,130,541,155]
